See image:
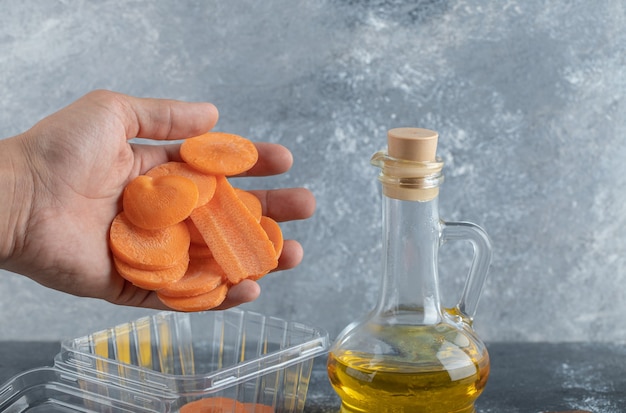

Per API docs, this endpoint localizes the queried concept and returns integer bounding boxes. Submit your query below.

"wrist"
[0,135,34,268]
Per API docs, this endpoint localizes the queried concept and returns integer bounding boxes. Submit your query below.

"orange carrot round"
[158,257,225,297]
[188,243,213,259]
[259,216,283,259]
[114,254,189,290]
[185,218,206,245]
[179,397,246,413]
[235,188,262,222]
[180,132,258,176]
[123,174,199,230]
[109,212,190,270]
[248,217,283,281]
[157,282,229,312]
[146,161,217,207]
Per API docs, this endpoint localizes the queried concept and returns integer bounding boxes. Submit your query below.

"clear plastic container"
[53,308,329,412]
[0,367,165,412]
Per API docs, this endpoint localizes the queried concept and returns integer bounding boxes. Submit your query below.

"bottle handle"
[440,221,493,322]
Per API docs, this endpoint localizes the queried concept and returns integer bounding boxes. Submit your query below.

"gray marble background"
[0,0,625,343]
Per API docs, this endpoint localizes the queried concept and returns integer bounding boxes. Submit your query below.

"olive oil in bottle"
[328,128,493,413]
[328,324,490,413]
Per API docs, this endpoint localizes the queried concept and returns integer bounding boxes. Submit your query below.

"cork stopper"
[371,127,443,202]
[387,127,438,162]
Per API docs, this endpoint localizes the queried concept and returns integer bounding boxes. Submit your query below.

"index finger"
[89,90,220,141]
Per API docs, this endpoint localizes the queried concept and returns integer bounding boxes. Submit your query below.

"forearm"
[0,135,34,268]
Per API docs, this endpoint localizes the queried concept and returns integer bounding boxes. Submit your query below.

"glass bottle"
[327,128,492,413]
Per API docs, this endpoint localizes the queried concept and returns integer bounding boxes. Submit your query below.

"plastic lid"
[387,128,438,162]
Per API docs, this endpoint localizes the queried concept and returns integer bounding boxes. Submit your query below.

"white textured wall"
[1,1,625,342]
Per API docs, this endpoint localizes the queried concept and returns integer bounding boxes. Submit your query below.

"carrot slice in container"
[235,188,262,222]
[179,397,246,413]
[109,212,190,270]
[146,161,217,207]
[158,257,225,297]
[180,132,258,176]
[157,282,229,312]
[190,176,278,284]
[114,254,189,290]
[123,174,199,230]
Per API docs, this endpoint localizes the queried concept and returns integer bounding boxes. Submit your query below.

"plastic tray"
[0,367,165,412]
[53,308,329,412]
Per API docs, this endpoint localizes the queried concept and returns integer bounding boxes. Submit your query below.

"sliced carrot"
[158,257,225,297]
[123,174,199,230]
[248,217,283,282]
[114,254,189,290]
[190,176,278,284]
[242,403,275,413]
[235,188,262,222]
[146,161,217,207]
[180,132,258,176]
[179,397,246,413]
[158,282,229,312]
[259,216,283,259]
[109,212,190,270]
[185,218,207,245]
[188,242,213,259]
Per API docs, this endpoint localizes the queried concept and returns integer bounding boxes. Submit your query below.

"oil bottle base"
[339,402,476,413]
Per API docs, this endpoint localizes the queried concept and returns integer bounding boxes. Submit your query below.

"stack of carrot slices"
[109,132,284,311]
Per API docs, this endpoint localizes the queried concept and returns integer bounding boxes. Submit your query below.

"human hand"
[0,90,315,310]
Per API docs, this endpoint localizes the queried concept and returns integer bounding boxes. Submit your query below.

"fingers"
[249,187,316,222]
[276,240,304,271]
[241,142,293,176]
[83,90,220,141]
[213,280,261,310]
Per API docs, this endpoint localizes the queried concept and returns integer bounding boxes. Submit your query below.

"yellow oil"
[327,324,490,413]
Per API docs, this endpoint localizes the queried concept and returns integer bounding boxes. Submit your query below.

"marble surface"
[1,1,626,343]
[1,341,625,412]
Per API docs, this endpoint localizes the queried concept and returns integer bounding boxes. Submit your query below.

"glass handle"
[441,221,493,321]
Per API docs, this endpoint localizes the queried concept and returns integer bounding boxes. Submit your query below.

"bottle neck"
[375,192,443,325]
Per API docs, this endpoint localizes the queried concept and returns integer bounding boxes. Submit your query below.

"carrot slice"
[242,403,275,413]
[248,217,283,282]
[109,212,190,270]
[179,397,246,413]
[235,188,262,222]
[158,282,229,312]
[190,176,278,284]
[123,174,199,230]
[188,242,213,259]
[259,216,283,259]
[185,218,207,245]
[158,257,225,297]
[146,161,217,207]
[114,254,189,290]
[180,132,258,176]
